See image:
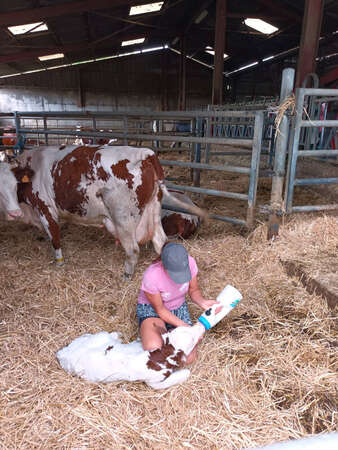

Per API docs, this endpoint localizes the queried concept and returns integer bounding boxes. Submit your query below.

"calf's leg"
[146,369,191,390]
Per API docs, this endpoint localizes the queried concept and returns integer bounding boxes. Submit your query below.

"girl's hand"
[200,299,218,310]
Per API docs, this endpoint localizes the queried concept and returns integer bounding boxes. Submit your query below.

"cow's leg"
[116,228,139,279]
[101,190,140,279]
[146,369,191,390]
[39,213,64,265]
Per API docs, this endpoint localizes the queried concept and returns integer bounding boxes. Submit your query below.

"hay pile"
[0,211,337,449]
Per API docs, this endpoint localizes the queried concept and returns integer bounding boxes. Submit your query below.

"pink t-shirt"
[138,256,198,310]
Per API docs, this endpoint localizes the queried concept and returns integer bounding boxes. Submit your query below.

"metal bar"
[193,117,202,186]
[209,151,252,156]
[14,112,21,153]
[302,88,338,96]
[294,177,338,185]
[315,96,338,103]
[159,159,250,174]
[18,127,254,147]
[162,204,246,226]
[165,182,248,201]
[205,115,211,163]
[285,88,305,213]
[292,204,338,212]
[13,110,257,119]
[300,120,338,127]
[207,214,246,226]
[298,150,338,156]
[246,111,264,227]
[92,117,97,144]
[43,117,49,145]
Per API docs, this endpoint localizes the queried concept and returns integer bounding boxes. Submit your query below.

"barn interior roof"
[0,0,337,80]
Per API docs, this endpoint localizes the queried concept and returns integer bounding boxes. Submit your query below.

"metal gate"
[285,88,338,213]
[0,109,264,228]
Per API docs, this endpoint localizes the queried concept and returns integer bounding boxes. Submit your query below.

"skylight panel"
[130,2,164,16]
[205,46,228,59]
[8,22,48,35]
[121,38,145,47]
[244,18,278,35]
[38,53,64,61]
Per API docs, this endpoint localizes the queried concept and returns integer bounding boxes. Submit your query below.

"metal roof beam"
[0,0,150,27]
[256,0,302,23]
[0,30,170,64]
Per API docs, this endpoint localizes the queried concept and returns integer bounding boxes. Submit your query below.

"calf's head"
[167,322,205,356]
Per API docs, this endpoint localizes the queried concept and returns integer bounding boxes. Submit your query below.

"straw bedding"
[0,159,337,449]
[1,217,336,448]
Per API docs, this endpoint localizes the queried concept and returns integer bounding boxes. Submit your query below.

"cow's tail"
[158,181,208,220]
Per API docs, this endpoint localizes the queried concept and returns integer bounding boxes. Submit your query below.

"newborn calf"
[56,322,205,390]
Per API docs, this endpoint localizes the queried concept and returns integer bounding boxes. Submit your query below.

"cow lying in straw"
[56,322,206,390]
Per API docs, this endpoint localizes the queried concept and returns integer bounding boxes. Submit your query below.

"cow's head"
[0,162,22,220]
[0,162,33,221]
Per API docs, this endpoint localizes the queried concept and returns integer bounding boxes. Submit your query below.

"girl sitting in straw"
[137,242,217,364]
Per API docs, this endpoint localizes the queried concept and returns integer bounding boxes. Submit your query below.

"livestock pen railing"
[206,104,277,163]
[285,88,338,213]
[0,109,264,228]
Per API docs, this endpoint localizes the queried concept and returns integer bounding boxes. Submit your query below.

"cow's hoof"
[123,272,132,281]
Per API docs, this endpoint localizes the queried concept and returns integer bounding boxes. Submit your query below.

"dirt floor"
[0,150,337,449]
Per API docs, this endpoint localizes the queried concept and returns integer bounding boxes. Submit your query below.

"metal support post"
[14,111,22,154]
[246,111,263,228]
[123,116,128,145]
[285,88,306,212]
[267,67,295,239]
[205,115,211,163]
[193,117,203,186]
[92,117,97,144]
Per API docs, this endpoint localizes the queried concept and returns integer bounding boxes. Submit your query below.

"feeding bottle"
[198,285,242,330]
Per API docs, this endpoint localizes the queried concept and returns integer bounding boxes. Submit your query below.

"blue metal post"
[193,117,202,186]
[285,88,306,212]
[246,111,264,227]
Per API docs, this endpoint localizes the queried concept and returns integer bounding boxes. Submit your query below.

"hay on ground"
[0,209,337,448]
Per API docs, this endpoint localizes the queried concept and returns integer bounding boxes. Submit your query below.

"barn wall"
[0,50,212,115]
[0,49,287,125]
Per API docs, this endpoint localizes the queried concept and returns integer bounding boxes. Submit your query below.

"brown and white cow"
[161,189,200,239]
[4,145,206,278]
